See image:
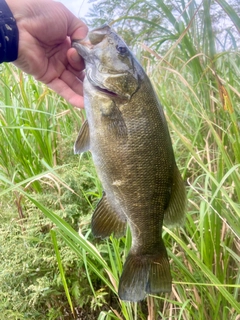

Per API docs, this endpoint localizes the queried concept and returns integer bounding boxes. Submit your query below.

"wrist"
[4,0,19,17]
[0,0,19,63]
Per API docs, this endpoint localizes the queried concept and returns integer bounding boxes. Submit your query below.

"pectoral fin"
[164,164,186,227]
[92,192,127,238]
[74,120,90,154]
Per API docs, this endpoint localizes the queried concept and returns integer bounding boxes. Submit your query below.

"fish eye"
[116,45,127,55]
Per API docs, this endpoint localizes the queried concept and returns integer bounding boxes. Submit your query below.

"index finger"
[66,12,88,40]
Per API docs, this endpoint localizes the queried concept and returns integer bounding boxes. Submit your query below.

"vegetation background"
[0,0,239,319]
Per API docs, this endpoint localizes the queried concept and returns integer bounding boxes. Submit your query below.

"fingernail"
[71,50,81,62]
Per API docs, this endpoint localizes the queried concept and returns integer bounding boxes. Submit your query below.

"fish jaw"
[72,38,92,63]
[88,24,111,44]
[71,25,112,64]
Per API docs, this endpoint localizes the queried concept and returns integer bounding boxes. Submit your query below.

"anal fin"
[92,192,127,238]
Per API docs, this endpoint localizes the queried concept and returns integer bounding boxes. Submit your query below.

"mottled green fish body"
[73,25,186,302]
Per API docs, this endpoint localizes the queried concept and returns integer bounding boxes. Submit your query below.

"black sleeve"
[0,0,19,63]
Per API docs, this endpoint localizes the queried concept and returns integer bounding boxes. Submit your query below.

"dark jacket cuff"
[0,0,19,63]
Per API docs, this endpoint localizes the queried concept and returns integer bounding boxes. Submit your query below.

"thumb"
[67,47,85,72]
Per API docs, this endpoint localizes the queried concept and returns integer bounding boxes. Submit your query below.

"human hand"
[6,0,88,108]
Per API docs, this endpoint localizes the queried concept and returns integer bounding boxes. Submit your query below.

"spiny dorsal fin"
[74,120,90,154]
[164,164,187,227]
[92,192,127,239]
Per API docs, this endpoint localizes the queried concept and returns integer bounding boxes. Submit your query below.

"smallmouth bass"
[72,25,186,302]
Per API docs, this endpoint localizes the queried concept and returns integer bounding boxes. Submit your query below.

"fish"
[72,25,186,302]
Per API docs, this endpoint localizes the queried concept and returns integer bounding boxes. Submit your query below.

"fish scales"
[73,25,186,302]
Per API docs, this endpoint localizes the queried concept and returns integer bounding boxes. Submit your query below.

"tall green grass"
[0,1,239,319]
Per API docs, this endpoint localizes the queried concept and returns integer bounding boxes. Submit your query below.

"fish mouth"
[87,69,119,97]
[72,41,119,97]
[94,86,118,97]
[72,25,110,52]
[72,39,92,61]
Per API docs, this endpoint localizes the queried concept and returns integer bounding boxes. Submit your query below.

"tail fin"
[118,248,172,302]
